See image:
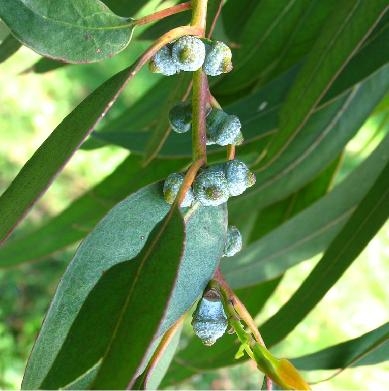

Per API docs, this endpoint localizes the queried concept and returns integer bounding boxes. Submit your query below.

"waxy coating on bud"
[224,159,256,196]
[171,36,206,72]
[149,45,179,76]
[169,102,192,133]
[206,109,243,146]
[163,172,194,207]
[192,288,228,346]
[203,41,233,76]
[193,166,230,206]
[224,225,242,257]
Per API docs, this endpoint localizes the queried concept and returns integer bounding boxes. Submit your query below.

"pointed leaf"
[224,134,389,288]
[260,157,389,346]
[227,65,389,225]
[0,155,188,267]
[216,0,310,94]
[0,64,137,244]
[264,1,388,165]
[246,156,341,243]
[0,0,135,63]
[292,323,389,370]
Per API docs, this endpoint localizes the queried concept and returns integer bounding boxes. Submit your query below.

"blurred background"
[0,20,388,390]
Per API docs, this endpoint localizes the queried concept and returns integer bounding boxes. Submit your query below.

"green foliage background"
[0,0,388,389]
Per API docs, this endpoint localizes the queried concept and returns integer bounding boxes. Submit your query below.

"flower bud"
[203,41,233,76]
[224,225,242,257]
[224,159,256,196]
[163,172,194,207]
[168,102,192,133]
[149,45,179,76]
[206,109,242,146]
[192,288,228,346]
[193,166,229,206]
[171,36,206,72]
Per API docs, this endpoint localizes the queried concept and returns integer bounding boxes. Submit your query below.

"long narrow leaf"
[260,159,389,346]
[0,26,199,244]
[264,0,388,166]
[292,323,389,370]
[224,134,389,288]
[0,155,188,267]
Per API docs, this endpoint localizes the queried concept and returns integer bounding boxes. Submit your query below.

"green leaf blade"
[261,156,389,346]
[292,323,389,370]
[22,183,227,389]
[224,134,389,289]
[0,0,134,63]
[0,33,22,63]
[0,155,188,267]
[0,64,136,244]
[40,207,186,389]
[265,1,388,165]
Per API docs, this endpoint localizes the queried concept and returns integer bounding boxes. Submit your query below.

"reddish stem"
[175,158,205,206]
[214,268,272,390]
[134,2,192,26]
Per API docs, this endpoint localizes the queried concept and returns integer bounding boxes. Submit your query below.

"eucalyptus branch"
[134,2,192,26]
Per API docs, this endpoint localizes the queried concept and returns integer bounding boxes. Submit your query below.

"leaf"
[264,1,388,166]
[215,0,311,95]
[260,157,389,346]
[41,207,186,390]
[261,0,338,85]
[324,13,389,103]
[227,64,389,225]
[0,64,135,244]
[0,34,22,63]
[0,0,135,63]
[22,183,227,389]
[223,134,389,289]
[292,323,389,370]
[0,155,188,267]
[246,156,341,244]
[221,0,265,42]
